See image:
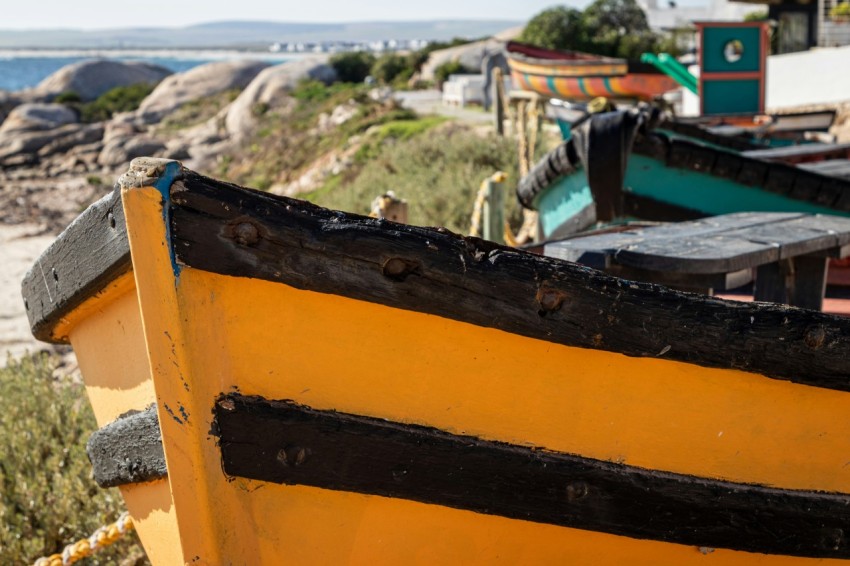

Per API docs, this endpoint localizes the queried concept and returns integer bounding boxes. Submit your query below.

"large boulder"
[32,59,171,102]
[225,57,336,138]
[135,60,270,124]
[421,38,515,81]
[98,136,166,168]
[0,103,77,134]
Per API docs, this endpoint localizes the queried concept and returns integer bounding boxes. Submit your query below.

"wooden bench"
[543,212,850,311]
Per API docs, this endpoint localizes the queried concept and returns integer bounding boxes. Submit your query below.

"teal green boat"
[519,109,850,240]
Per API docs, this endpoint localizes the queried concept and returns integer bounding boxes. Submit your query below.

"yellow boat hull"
[23,159,850,564]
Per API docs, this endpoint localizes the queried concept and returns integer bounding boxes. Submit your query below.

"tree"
[583,0,656,58]
[518,1,670,60]
[517,6,589,52]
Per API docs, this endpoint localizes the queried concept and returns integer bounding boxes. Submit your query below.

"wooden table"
[544,212,850,311]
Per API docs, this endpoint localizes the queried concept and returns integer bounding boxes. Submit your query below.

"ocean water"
[0,51,293,93]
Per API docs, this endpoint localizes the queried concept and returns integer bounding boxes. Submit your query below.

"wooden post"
[493,67,505,137]
[789,255,829,311]
[370,192,408,224]
[517,100,529,176]
[754,260,792,304]
[482,172,506,244]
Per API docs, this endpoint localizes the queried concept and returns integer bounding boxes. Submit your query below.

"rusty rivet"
[218,398,235,412]
[276,448,289,466]
[805,325,826,350]
[277,446,309,467]
[233,222,259,246]
[392,465,408,483]
[821,528,844,551]
[382,257,419,281]
[536,286,567,314]
[566,482,588,502]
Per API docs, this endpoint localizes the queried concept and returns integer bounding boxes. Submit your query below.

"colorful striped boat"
[21,158,850,563]
[506,41,679,101]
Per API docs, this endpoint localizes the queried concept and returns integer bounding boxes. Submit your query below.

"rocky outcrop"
[317,102,359,132]
[420,39,509,81]
[36,123,105,158]
[0,122,102,165]
[32,59,171,102]
[98,136,167,167]
[0,103,77,134]
[135,60,270,124]
[225,57,336,138]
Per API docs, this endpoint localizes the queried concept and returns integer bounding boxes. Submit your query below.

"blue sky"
[2,0,582,30]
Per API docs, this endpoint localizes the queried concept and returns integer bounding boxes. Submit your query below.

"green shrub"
[78,83,156,123]
[0,354,147,564]
[370,53,409,84]
[160,88,241,131]
[291,80,331,103]
[331,51,376,83]
[55,91,82,104]
[744,9,768,21]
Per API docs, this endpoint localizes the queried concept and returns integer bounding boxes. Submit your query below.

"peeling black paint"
[214,394,850,559]
[87,405,167,488]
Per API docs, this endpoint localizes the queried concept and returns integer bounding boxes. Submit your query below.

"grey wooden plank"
[613,234,779,274]
[545,213,804,263]
[721,224,840,260]
[609,265,753,292]
[799,160,850,180]
[547,213,850,276]
[742,143,850,161]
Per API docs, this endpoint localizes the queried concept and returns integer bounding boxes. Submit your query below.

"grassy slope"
[215,81,528,234]
[0,355,148,565]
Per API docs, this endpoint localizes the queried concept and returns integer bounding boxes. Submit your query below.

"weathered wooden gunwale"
[21,188,132,342]
[214,393,850,558]
[22,161,850,390]
[517,110,850,228]
[170,170,850,390]
[652,135,850,211]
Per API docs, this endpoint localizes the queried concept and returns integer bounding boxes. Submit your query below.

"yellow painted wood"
[68,276,154,426]
[508,57,628,77]
[117,481,181,566]
[186,267,850,493]
[116,183,850,563]
[64,276,183,565]
[51,270,135,343]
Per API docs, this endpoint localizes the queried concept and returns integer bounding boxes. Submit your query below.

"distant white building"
[638,0,754,31]
[731,0,850,52]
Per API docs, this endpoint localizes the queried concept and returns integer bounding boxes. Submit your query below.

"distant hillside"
[0,20,522,49]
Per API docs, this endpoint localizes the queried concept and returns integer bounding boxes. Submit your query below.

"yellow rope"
[33,512,134,566]
[469,172,507,238]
